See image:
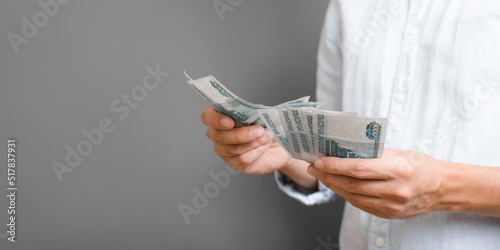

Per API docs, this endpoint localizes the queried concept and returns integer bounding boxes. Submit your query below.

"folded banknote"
[185,72,387,161]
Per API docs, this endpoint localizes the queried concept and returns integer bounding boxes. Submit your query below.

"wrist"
[278,158,318,193]
[279,157,301,174]
[435,160,462,212]
[436,160,500,217]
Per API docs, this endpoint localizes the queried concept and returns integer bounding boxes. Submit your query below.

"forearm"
[438,161,500,217]
[279,158,318,194]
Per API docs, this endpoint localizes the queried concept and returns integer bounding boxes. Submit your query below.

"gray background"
[0,0,345,249]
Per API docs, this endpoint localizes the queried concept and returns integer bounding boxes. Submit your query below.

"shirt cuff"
[274,171,336,206]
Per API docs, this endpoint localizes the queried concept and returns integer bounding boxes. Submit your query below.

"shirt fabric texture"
[275,0,500,249]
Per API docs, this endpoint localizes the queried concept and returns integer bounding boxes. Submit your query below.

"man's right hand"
[201,107,292,175]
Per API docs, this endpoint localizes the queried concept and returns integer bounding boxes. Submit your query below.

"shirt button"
[396,93,406,103]
[375,236,385,247]
[408,26,419,35]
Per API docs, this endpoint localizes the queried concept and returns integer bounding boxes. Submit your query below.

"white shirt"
[276,0,500,249]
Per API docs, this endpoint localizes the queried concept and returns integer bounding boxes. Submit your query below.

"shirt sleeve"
[274,171,336,206]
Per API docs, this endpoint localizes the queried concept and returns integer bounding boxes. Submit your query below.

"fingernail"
[221,118,232,128]
[307,165,317,176]
[314,159,324,170]
[250,127,265,139]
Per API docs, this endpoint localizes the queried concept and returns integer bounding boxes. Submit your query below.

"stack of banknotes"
[185,72,388,162]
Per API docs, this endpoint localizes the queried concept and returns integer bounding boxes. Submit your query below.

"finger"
[318,178,380,206]
[319,172,383,196]
[317,179,397,218]
[345,195,410,219]
[201,107,234,130]
[206,125,266,145]
[348,200,397,219]
[225,142,273,173]
[317,173,412,219]
[214,134,273,158]
[313,157,393,180]
[318,172,412,200]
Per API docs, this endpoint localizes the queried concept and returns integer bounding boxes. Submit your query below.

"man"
[202,0,500,249]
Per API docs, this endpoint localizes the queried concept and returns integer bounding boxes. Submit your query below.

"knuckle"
[385,203,405,215]
[232,161,252,175]
[397,164,416,180]
[255,135,269,144]
[235,154,251,165]
[352,161,368,177]
[201,110,206,123]
[225,158,242,170]
[210,131,227,145]
[226,144,241,156]
[213,134,223,145]
[205,128,212,139]
[393,187,413,201]
[213,144,226,157]
[239,167,252,175]
[201,108,211,125]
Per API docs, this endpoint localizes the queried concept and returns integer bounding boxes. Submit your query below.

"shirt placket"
[384,0,420,150]
[370,0,421,249]
[368,216,391,250]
